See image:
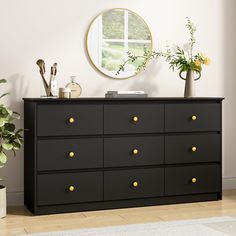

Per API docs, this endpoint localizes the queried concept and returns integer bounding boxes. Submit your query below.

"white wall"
[222,0,236,189]
[0,0,234,205]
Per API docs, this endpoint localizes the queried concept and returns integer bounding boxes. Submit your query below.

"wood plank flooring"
[1,190,236,236]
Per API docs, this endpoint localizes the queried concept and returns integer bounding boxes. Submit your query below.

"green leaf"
[0,107,9,118]
[0,118,6,127]
[0,93,9,99]
[2,143,13,151]
[0,79,7,84]
[5,107,13,116]
[5,123,15,132]
[12,112,20,119]
[3,130,15,136]
[0,152,7,164]
[16,138,24,145]
[16,129,24,135]
[12,142,21,150]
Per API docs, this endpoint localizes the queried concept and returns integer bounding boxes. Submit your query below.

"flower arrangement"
[116,17,210,77]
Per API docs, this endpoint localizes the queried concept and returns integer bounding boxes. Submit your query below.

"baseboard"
[7,191,24,206]
[223,177,236,190]
[6,178,236,206]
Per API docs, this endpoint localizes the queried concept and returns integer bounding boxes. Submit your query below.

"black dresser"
[23,97,223,215]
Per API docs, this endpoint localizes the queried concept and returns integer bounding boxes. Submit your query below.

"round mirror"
[86,8,153,79]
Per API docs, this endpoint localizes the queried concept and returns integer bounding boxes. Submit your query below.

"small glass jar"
[59,88,71,98]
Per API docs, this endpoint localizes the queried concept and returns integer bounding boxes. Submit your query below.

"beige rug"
[19,216,236,236]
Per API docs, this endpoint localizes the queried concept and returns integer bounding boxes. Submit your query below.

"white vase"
[179,69,201,98]
[0,186,6,218]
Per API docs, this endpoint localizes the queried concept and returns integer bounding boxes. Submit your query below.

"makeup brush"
[49,62,58,96]
[53,62,57,76]
[36,59,52,96]
[48,66,54,94]
[49,62,57,87]
[36,59,46,74]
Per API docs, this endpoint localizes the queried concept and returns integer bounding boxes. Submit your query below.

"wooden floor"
[1,190,236,236]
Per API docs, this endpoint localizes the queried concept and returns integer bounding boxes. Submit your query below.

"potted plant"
[117,18,211,97]
[0,79,23,218]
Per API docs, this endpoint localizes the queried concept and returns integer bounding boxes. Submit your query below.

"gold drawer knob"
[132,181,139,188]
[191,178,197,183]
[68,185,75,192]
[191,146,197,152]
[191,115,197,121]
[132,149,139,155]
[69,152,75,158]
[132,116,139,122]
[68,117,75,123]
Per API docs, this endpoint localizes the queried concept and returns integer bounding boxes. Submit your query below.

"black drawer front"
[37,172,103,206]
[37,105,103,136]
[104,104,164,134]
[165,134,221,164]
[37,138,103,171]
[165,164,221,196]
[104,168,164,200]
[104,136,164,167]
[165,103,221,132]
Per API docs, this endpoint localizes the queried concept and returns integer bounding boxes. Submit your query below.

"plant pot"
[179,69,201,98]
[0,185,6,218]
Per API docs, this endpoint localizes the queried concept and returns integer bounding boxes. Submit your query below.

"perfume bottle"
[66,76,82,98]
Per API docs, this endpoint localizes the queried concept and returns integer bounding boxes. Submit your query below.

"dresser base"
[28,193,221,215]
[24,98,223,216]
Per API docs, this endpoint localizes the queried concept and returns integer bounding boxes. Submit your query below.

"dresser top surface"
[23,97,224,102]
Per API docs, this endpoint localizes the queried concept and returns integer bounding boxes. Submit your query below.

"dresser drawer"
[104,104,164,134]
[37,172,103,206]
[165,164,220,196]
[165,103,221,132]
[165,134,220,164]
[37,104,103,136]
[104,136,164,167]
[104,168,164,200]
[37,138,103,171]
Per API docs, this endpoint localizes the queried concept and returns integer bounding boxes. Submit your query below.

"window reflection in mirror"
[87,9,152,79]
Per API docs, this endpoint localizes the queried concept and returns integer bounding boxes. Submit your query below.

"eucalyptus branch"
[186,17,196,61]
[116,17,210,76]
[116,50,169,75]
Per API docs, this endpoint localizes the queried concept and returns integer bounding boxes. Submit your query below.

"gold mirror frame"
[86,8,153,79]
